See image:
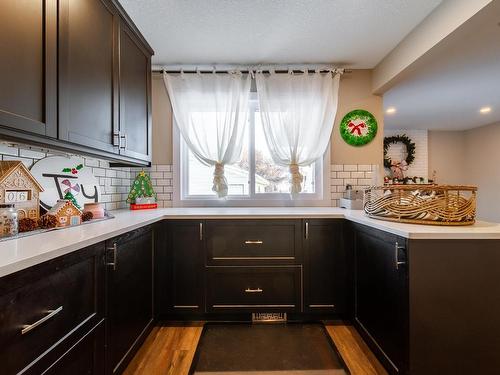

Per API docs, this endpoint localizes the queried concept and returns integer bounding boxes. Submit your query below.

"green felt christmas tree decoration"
[127,171,157,203]
[63,191,81,210]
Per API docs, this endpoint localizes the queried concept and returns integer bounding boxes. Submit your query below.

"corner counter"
[1,207,499,277]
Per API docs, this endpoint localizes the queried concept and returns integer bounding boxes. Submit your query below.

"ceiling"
[384,0,500,131]
[119,0,442,68]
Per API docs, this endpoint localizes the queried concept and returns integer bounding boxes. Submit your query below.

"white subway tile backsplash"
[330,164,377,207]
[92,167,106,177]
[156,165,170,172]
[337,171,351,178]
[0,144,19,156]
[150,172,163,179]
[99,160,110,168]
[85,158,99,167]
[331,164,343,172]
[344,165,358,172]
[351,171,365,179]
[0,144,134,210]
[358,164,372,171]
[19,149,46,159]
[0,144,385,211]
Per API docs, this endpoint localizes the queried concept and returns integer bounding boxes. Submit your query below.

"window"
[176,95,328,205]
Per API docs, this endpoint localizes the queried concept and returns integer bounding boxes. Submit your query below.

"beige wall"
[429,123,500,222]
[152,70,383,167]
[331,70,383,166]
[464,122,500,222]
[428,130,465,184]
[152,73,173,164]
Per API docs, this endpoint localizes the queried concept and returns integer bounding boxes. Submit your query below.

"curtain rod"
[152,64,351,74]
[153,68,351,74]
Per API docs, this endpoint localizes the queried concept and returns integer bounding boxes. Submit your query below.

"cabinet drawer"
[206,220,301,264]
[206,266,302,312]
[0,243,104,375]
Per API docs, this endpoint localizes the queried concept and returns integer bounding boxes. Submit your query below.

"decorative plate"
[339,109,378,146]
[30,156,101,211]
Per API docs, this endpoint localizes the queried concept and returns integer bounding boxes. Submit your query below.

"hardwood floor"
[326,325,387,375]
[124,322,387,375]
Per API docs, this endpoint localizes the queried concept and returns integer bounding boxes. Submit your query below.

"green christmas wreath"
[339,109,378,146]
[383,134,416,168]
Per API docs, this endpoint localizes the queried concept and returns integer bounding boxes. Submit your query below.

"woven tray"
[364,185,477,226]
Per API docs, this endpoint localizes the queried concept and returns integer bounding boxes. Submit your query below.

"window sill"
[173,197,332,208]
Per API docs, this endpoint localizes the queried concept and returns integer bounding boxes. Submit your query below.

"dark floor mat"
[191,323,348,374]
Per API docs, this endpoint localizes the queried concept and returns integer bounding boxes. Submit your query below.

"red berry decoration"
[71,168,77,174]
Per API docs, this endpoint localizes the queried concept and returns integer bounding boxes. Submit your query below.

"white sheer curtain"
[163,71,251,198]
[255,70,341,195]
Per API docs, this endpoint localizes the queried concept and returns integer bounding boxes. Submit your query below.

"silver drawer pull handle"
[245,288,263,293]
[395,241,406,270]
[21,306,63,335]
[106,243,117,271]
[245,240,263,244]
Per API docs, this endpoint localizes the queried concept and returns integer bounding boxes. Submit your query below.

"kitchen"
[1,1,499,374]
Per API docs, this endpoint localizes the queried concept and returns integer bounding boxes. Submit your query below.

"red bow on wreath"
[61,179,81,195]
[348,121,366,136]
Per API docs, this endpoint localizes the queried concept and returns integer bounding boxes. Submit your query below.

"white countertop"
[1,207,500,278]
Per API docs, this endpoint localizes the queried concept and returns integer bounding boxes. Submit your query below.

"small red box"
[130,203,158,210]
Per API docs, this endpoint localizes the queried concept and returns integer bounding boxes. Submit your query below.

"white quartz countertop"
[1,207,500,278]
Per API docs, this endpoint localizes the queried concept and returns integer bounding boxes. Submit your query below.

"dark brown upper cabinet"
[118,20,152,162]
[0,0,153,165]
[58,0,119,154]
[0,0,57,137]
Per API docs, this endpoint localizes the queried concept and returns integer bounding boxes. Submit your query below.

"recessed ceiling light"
[480,107,492,114]
[386,107,397,114]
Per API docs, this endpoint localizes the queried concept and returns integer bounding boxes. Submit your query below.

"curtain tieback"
[212,162,229,198]
[289,163,304,195]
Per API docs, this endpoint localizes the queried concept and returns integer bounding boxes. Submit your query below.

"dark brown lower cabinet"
[43,320,105,375]
[165,220,204,314]
[0,243,105,375]
[106,226,154,374]
[353,223,409,375]
[206,266,302,313]
[304,219,348,316]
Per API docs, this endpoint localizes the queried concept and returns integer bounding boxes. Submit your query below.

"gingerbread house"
[0,161,44,220]
[47,199,82,227]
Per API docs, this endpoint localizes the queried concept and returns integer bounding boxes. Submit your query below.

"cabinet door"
[43,321,105,375]
[118,21,152,162]
[166,221,204,313]
[354,225,408,374]
[304,219,347,315]
[106,227,154,374]
[0,0,57,137]
[58,0,119,153]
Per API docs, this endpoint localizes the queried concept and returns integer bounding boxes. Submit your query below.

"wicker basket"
[363,185,477,226]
